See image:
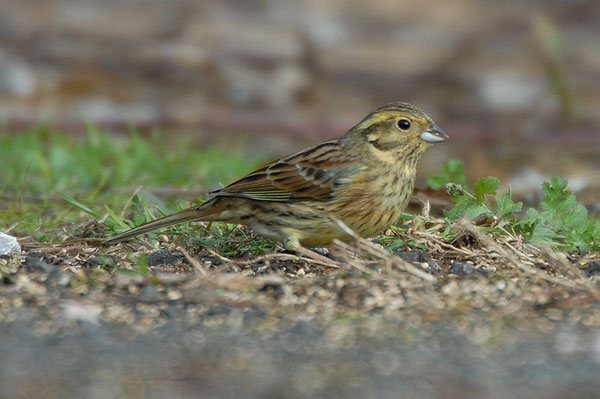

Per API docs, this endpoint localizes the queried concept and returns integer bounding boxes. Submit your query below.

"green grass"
[2,128,598,256]
[1,127,265,240]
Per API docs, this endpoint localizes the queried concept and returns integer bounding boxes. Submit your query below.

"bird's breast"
[328,165,417,237]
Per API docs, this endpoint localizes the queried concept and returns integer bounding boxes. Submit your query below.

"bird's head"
[343,102,449,165]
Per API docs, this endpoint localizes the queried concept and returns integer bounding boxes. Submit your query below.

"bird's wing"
[211,139,361,202]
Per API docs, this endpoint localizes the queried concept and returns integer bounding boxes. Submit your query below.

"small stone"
[85,255,118,269]
[46,268,71,289]
[2,274,14,285]
[60,300,101,324]
[23,252,53,273]
[158,234,170,242]
[582,261,600,277]
[166,289,182,301]
[448,261,489,276]
[140,283,160,301]
[545,308,563,321]
[448,261,475,275]
[395,250,427,263]
[207,303,233,316]
[395,250,441,273]
[0,233,20,256]
[426,260,443,273]
[146,249,179,266]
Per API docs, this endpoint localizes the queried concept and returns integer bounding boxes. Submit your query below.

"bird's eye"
[397,119,411,131]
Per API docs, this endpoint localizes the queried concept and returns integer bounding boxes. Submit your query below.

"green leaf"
[427,175,449,191]
[464,204,489,219]
[513,176,600,251]
[427,158,465,189]
[495,189,523,218]
[445,195,473,220]
[137,255,149,275]
[59,192,100,219]
[33,231,47,242]
[473,177,499,200]
[549,176,568,192]
[133,214,147,226]
[104,205,132,231]
[381,237,405,252]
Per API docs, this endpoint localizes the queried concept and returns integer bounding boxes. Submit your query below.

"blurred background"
[1,0,599,198]
[3,3,600,398]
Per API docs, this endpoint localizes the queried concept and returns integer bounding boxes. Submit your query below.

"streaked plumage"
[104,102,448,253]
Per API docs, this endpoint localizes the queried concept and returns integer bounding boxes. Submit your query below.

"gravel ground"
[2,225,600,398]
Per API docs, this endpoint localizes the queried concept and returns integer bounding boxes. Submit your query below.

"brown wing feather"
[211,139,357,202]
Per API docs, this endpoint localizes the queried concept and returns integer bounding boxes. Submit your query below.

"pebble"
[0,233,20,256]
[582,261,600,277]
[23,252,54,273]
[46,268,71,289]
[146,249,180,266]
[448,261,475,275]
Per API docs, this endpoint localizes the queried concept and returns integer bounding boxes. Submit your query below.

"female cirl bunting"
[105,102,449,262]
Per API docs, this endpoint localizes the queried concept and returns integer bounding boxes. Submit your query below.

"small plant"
[427,159,523,222]
[516,177,600,251]
[426,158,465,189]
[443,177,523,221]
[427,159,599,251]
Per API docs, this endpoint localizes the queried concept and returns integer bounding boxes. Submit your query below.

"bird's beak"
[420,122,449,143]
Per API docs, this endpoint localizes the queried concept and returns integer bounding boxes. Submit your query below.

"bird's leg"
[285,238,341,268]
[295,245,341,267]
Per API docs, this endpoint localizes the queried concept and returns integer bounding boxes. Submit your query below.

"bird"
[104,102,448,261]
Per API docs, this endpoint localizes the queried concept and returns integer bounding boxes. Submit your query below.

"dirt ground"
[2,216,600,398]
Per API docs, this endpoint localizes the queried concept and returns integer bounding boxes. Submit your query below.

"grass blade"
[59,192,100,219]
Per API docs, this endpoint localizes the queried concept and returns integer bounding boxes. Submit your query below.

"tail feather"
[104,204,217,245]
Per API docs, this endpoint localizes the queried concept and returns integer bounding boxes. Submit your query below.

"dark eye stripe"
[368,139,404,151]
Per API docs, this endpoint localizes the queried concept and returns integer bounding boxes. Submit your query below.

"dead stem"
[332,218,437,283]
[178,246,207,275]
[205,247,340,269]
[456,219,596,292]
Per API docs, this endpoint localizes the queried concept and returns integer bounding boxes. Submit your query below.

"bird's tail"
[103,200,222,245]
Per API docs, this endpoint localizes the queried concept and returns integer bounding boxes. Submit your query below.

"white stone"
[0,232,20,256]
